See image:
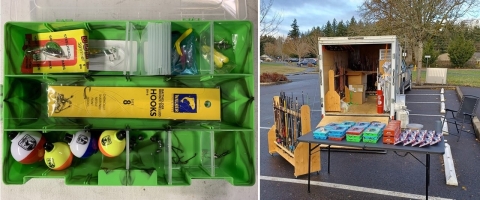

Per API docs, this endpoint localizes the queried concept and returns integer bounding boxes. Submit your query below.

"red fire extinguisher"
[377,89,384,114]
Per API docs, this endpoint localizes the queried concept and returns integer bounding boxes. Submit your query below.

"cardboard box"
[347,71,367,85]
[346,84,366,104]
[351,91,366,104]
[47,86,221,120]
[349,84,365,92]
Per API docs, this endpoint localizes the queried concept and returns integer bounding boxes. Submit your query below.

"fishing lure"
[26,41,67,60]
[175,28,193,56]
[214,39,232,50]
[202,45,229,68]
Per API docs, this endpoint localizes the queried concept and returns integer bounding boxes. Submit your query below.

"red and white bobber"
[9,131,46,164]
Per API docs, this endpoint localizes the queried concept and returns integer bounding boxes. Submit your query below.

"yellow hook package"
[47,86,221,120]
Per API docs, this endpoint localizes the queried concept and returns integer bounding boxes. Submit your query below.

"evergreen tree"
[323,20,334,37]
[288,19,300,39]
[448,35,476,67]
[332,18,337,36]
[466,26,480,51]
[337,20,347,36]
[347,16,358,36]
[349,16,357,27]
[422,39,440,67]
[358,19,364,27]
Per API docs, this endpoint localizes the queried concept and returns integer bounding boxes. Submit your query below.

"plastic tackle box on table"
[346,126,364,135]
[328,126,348,138]
[363,127,382,143]
[340,121,356,127]
[2,0,255,187]
[346,134,363,142]
[369,122,386,130]
[355,122,371,129]
[363,127,382,137]
[313,127,329,140]
[324,122,340,130]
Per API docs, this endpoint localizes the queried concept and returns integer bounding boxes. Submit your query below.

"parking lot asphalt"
[260,74,480,200]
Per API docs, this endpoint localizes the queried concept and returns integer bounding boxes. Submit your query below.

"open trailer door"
[316,36,401,152]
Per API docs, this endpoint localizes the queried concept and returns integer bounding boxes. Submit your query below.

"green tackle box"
[2,0,255,186]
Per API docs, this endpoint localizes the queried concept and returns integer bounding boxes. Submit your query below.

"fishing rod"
[290,95,294,152]
[282,92,288,146]
[273,91,310,153]
[273,97,281,144]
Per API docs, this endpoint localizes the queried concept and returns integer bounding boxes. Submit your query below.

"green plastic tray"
[2,20,255,186]
[363,136,380,143]
[346,134,363,143]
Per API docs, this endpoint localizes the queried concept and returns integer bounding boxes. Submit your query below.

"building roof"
[474,52,480,59]
[437,52,480,61]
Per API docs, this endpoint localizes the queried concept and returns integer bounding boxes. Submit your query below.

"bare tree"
[275,36,286,60]
[359,0,479,85]
[305,29,322,59]
[264,42,277,59]
[260,0,284,37]
[284,37,309,62]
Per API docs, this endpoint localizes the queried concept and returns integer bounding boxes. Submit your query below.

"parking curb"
[412,85,456,90]
[260,81,292,86]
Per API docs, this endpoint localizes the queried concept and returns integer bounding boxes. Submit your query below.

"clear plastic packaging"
[430,131,443,145]
[403,130,418,146]
[419,132,434,147]
[201,35,237,74]
[24,0,248,21]
[412,130,427,147]
[143,22,172,75]
[88,40,136,72]
[171,29,198,75]
[394,130,409,145]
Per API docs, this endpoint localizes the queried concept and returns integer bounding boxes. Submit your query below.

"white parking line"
[409,114,444,117]
[441,117,449,135]
[260,176,453,200]
[260,127,271,130]
[407,102,441,104]
[405,94,440,96]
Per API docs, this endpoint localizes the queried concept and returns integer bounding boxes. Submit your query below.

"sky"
[265,0,364,37]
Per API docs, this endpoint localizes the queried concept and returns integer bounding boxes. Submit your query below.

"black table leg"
[328,145,331,174]
[426,154,430,200]
[308,142,311,193]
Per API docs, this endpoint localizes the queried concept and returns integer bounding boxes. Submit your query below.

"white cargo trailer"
[317,35,403,126]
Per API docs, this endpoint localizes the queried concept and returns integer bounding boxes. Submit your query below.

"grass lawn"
[260,62,306,74]
[412,69,480,87]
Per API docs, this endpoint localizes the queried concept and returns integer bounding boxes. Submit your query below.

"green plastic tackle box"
[2,0,255,186]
